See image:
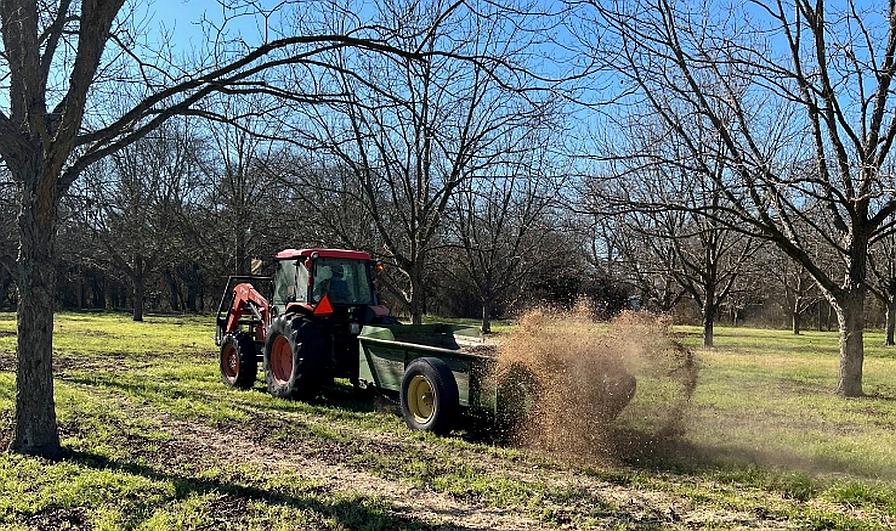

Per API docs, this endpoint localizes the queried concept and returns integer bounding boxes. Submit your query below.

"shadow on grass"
[61,372,386,416]
[65,449,484,531]
[61,367,894,484]
[605,425,892,481]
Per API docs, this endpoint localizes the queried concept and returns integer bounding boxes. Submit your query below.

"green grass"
[421,314,516,334]
[0,312,895,528]
[672,326,896,480]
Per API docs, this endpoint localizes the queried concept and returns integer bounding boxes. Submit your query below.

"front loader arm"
[215,276,272,345]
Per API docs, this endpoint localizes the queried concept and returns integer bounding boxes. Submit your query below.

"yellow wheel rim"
[408,374,436,424]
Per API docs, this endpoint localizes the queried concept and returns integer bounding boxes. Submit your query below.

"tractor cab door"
[271,259,309,314]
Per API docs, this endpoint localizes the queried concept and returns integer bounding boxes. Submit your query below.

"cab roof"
[274,248,372,261]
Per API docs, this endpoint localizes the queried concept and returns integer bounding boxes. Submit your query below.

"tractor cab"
[270,248,386,321]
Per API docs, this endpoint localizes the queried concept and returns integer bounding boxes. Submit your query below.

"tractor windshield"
[312,258,374,305]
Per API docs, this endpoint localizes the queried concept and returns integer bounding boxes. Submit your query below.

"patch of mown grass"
[823,481,896,517]
[3,312,896,528]
[670,325,896,483]
[0,419,437,531]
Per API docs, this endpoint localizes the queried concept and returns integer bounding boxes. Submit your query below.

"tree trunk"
[103,278,113,310]
[132,265,145,322]
[0,277,8,308]
[886,299,896,347]
[164,269,180,311]
[235,227,249,275]
[11,172,61,457]
[703,314,714,348]
[792,310,801,335]
[702,290,715,348]
[481,300,492,334]
[834,288,865,397]
[408,268,424,325]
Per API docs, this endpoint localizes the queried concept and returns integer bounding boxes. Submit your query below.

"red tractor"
[214,248,395,400]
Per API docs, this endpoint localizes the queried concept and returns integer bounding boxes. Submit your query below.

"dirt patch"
[0,351,13,372]
[76,330,113,338]
[24,506,87,530]
[59,380,794,529]
[0,410,12,448]
[493,306,697,460]
[0,350,165,374]
[169,419,546,530]
[203,494,253,527]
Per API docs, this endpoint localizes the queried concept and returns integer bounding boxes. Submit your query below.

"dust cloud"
[492,304,697,460]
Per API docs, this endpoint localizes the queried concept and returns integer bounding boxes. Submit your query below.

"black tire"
[263,315,325,400]
[219,332,258,390]
[493,361,540,442]
[400,357,458,435]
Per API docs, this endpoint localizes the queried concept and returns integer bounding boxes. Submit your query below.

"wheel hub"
[271,335,293,384]
[221,344,238,380]
[408,374,436,423]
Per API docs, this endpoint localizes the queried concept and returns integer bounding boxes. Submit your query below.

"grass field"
[1,313,895,529]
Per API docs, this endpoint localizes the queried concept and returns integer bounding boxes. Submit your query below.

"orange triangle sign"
[314,293,334,316]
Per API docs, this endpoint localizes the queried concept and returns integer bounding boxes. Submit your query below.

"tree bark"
[11,170,61,457]
[792,309,801,335]
[132,270,145,322]
[164,269,180,311]
[407,267,424,325]
[405,262,425,325]
[886,299,896,347]
[702,288,715,348]
[834,288,865,397]
[481,300,492,334]
[702,314,714,348]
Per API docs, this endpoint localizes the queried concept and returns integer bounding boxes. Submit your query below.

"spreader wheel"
[219,333,258,389]
[400,357,458,435]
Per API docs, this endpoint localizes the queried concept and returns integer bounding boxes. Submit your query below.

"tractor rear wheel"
[400,357,458,434]
[263,316,324,400]
[219,333,258,389]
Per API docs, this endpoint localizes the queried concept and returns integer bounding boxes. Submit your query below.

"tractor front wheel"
[219,333,258,389]
[400,357,458,435]
[263,316,325,400]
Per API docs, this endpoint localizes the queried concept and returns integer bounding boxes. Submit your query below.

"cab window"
[312,258,373,305]
[272,260,297,307]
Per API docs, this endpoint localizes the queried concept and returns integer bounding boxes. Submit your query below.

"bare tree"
[770,250,818,335]
[191,95,290,276]
[582,0,896,395]
[0,0,459,456]
[595,217,685,314]
[869,232,896,345]
[284,0,549,323]
[448,135,564,332]
[78,120,199,321]
[590,118,756,348]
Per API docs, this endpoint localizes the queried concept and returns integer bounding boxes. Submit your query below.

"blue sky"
[141,0,274,52]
